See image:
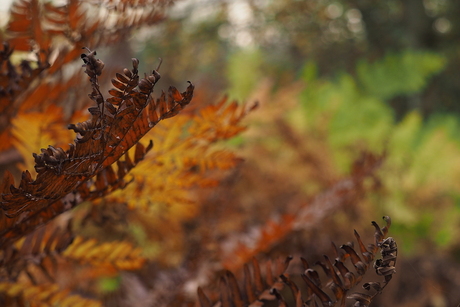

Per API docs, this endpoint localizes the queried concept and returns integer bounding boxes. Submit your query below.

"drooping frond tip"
[81,47,105,77]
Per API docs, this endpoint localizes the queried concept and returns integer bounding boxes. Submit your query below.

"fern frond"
[198,256,293,307]
[77,141,153,201]
[5,0,171,73]
[280,216,396,307]
[198,217,396,307]
[112,98,252,210]
[0,222,73,285]
[189,97,255,141]
[0,282,102,307]
[222,214,295,272]
[181,149,242,174]
[0,0,174,148]
[0,50,194,246]
[62,236,146,270]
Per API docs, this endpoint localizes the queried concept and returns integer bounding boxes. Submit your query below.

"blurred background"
[2,0,460,306]
[136,0,460,306]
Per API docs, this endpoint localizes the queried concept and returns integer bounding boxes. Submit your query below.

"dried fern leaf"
[0,282,102,307]
[62,236,146,270]
[277,216,397,307]
[198,256,293,307]
[0,50,194,245]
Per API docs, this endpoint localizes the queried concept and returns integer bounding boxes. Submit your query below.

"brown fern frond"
[104,99,253,216]
[0,222,74,287]
[277,216,397,307]
[0,282,102,307]
[198,256,293,307]
[77,141,153,201]
[199,217,396,307]
[0,191,78,248]
[0,49,193,245]
[0,146,145,246]
[222,214,296,272]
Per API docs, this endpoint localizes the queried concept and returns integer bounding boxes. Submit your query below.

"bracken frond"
[0,282,102,307]
[0,49,194,246]
[198,256,293,307]
[197,217,396,307]
[62,236,146,270]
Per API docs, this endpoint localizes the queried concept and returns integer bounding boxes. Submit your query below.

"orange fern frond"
[5,0,170,72]
[221,214,295,272]
[0,282,102,307]
[105,98,253,227]
[63,236,146,271]
[0,0,174,147]
[188,97,256,141]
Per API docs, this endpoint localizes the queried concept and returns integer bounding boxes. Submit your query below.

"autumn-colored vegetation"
[4,0,460,306]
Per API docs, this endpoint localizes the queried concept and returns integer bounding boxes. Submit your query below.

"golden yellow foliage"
[0,282,102,307]
[63,236,146,270]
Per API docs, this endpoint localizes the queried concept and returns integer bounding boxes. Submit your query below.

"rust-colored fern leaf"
[0,49,194,246]
[198,256,293,307]
[1,0,173,151]
[5,0,169,72]
[1,224,74,282]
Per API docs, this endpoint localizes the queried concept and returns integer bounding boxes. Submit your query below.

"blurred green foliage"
[356,51,446,100]
[290,50,460,254]
[98,276,121,293]
[227,49,263,101]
